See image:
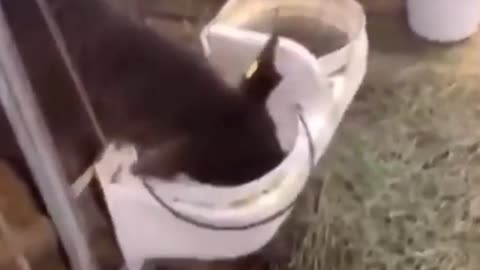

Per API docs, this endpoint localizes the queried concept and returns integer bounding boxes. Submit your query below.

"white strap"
[71,165,96,198]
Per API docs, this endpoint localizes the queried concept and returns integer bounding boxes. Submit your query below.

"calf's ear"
[240,33,283,105]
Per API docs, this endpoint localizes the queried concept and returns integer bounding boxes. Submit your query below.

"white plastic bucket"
[201,0,368,162]
[96,35,330,270]
[95,1,368,269]
[406,0,480,42]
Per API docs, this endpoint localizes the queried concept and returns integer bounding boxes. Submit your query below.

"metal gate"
[0,2,99,270]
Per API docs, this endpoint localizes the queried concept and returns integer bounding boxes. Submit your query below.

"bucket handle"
[141,104,315,231]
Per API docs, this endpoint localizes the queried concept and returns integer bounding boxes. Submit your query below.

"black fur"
[0,0,284,187]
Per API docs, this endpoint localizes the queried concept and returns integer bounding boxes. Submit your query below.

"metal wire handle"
[142,104,315,231]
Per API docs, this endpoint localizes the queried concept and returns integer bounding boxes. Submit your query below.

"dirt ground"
[3,1,480,270]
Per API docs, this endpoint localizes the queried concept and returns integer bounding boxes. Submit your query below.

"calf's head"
[132,34,285,186]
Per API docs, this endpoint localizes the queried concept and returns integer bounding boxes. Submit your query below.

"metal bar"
[0,5,98,270]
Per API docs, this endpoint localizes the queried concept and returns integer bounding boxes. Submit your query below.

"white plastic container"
[201,0,368,162]
[96,35,330,270]
[95,1,368,269]
[406,0,480,42]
